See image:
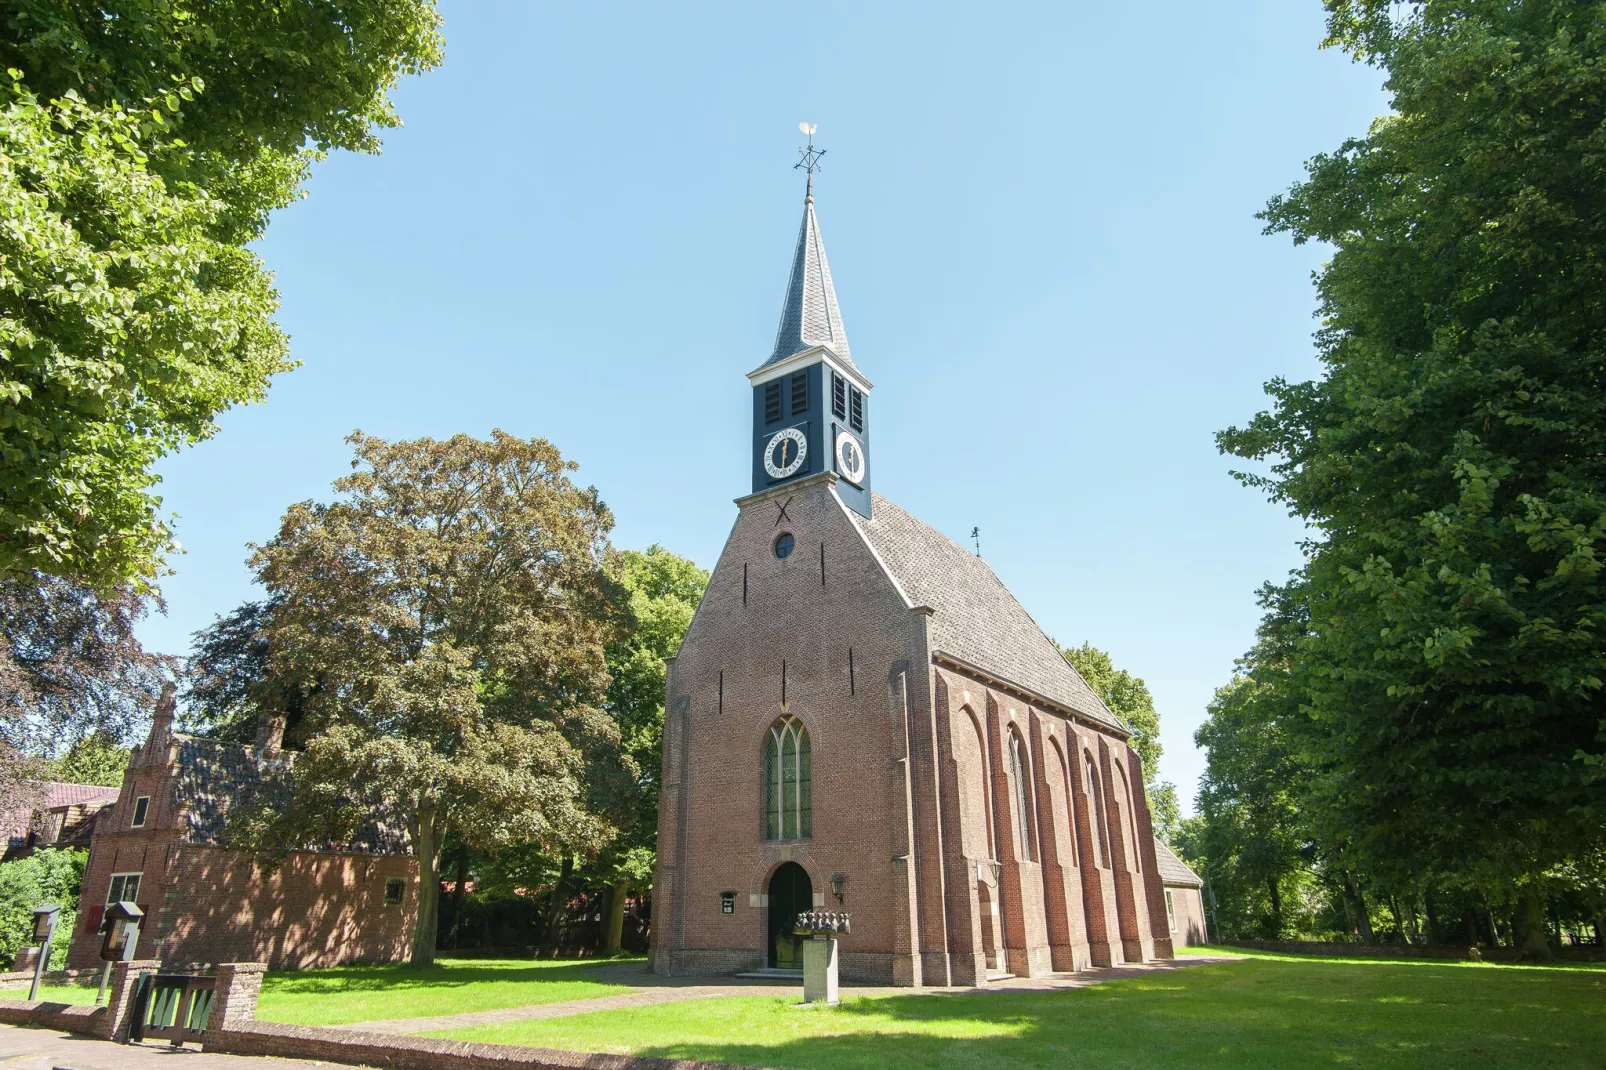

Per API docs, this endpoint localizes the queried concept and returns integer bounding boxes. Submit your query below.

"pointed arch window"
[764,716,812,840]
[1007,729,1035,862]
[1085,753,1110,868]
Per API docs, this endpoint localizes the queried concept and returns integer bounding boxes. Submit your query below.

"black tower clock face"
[764,427,807,479]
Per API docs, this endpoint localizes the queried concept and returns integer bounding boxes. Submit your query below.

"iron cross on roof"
[795,122,825,198]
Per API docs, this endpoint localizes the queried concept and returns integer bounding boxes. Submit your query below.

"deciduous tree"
[0,2,442,587]
[244,431,631,965]
[1219,0,1606,947]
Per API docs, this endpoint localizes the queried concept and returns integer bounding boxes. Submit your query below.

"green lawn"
[0,980,101,1004]
[429,951,1606,1068]
[254,956,641,1026]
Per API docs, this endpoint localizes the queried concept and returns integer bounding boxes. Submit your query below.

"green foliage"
[46,732,128,785]
[597,545,708,886]
[0,847,83,969]
[1,570,165,790]
[244,430,632,965]
[1059,642,1179,842]
[1206,0,1606,940]
[182,597,309,746]
[0,2,442,587]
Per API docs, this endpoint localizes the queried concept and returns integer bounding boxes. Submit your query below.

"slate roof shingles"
[1154,838,1203,887]
[845,491,1125,733]
[171,734,408,855]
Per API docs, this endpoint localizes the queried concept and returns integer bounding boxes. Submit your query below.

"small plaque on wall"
[720,892,735,915]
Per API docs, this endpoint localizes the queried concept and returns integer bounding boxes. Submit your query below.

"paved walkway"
[349,955,1238,1035]
[0,1026,334,1070]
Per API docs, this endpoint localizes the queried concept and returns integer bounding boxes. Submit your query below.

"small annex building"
[653,179,1176,986]
[1154,838,1208,947]
[67,687,418,971]
[2,782,119,861]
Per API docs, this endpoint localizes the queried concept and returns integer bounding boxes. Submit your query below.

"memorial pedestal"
[802,937,839,1005]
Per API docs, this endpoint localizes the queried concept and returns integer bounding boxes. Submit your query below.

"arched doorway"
[767,862,812,968]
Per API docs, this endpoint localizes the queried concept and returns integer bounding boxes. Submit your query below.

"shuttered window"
[764,381,782,423]
[791,372,808,415]
[831,372,847,418]
[848,386,864,431]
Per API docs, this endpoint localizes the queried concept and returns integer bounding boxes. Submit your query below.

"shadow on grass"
[264,956,643,996]
[612,958,1606,1070]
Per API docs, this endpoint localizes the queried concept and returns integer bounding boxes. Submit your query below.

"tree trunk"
[1595,915,1605,947]
[1266,877,1283,939]
[1387,896,1405,943]
[449,846,470,949]
[1346,877,1374,943]
[1516,889,1551,960]
[603,883,627,954]
[540,856,574,958]
[410,808,442,967]
[1424,890,1441,945]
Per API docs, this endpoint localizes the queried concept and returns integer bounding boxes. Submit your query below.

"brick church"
[652,174,1176,986]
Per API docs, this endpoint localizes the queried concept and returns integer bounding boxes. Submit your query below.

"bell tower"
[749,131,872,518]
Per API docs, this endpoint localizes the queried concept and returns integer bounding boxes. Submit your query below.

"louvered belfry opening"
[764,381,782,423]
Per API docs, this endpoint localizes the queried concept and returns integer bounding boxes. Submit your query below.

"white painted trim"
[130,795,149,828]
[106,870,142,904]
[748,346,872,392]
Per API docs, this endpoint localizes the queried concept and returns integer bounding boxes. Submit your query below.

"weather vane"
[795,122,824,198]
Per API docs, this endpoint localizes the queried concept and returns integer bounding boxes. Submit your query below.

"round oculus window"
[774,533,795,559]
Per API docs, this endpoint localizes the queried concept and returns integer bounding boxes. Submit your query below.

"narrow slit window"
[791,372,808,415]
[1008,731,1034,862]
[848,386,864,431]
[1086,755,1110,867]
[764,381,782,424]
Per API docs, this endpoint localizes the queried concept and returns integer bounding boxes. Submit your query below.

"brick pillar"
[1098,739,1145,962]
[887,666,923,987]
[1068,734,1113,967]
[104,958,161,1041]
[1028,714,1083,973]
[1126,747,1176,960]
[933,675,985,985]
[207,962,266,1033]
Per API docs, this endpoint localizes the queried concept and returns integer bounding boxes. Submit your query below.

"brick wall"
[68,710,418,971]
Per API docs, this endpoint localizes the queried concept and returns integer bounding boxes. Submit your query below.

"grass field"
[429,949,1606,1069]
[253,956,641,1026]
[2,956,642,1026]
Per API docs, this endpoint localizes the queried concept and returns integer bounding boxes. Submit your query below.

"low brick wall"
[0,1000,107,1036]
[210,1020,751,1070]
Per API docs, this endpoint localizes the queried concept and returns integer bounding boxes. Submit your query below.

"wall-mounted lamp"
[830,873,847,905]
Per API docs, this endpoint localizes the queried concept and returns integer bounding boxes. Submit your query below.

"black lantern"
[830,873,847,904]
[30,904,60,944]
[98,901,144,962]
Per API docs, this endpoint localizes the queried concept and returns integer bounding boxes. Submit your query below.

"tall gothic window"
[1008,730,1034,862]
[1086,753,1110,867]
[763,715,812,840]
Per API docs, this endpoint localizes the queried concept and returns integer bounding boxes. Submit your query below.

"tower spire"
[761,124,854,370]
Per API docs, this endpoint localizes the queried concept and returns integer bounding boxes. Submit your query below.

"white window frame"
[1165,888,1178,933]
[107,871,142,905]
[130,795,150,828]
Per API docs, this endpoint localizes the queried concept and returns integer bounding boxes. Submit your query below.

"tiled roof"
[1154,838,1203,887]
[844,492,1124,732]
[761,196,856,371]
[2,781,120,843]
[171,734,409,855]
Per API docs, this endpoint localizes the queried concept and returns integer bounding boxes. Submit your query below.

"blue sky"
[138,1,1388,813]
